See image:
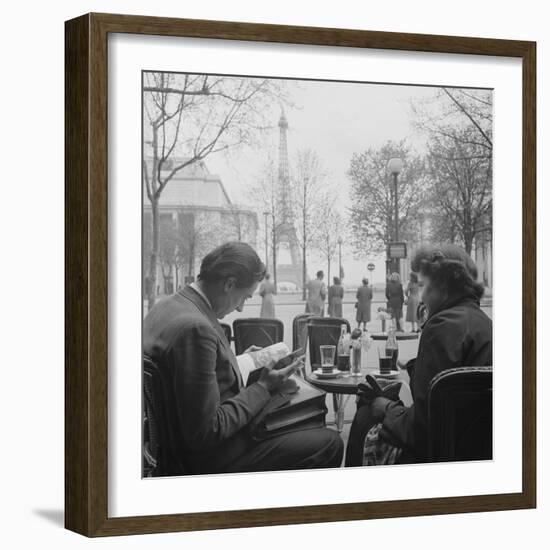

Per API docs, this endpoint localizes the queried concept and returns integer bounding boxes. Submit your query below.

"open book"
[236,342,290,386]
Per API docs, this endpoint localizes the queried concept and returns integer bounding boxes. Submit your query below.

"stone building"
[143,158,258,296]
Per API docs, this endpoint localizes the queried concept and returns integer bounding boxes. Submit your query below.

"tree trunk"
[147,198,160,311]
[272,232,277,290]
[302,188,307,301]
[327,258,331,285]
[188,243,195,280]
[301,242,307,301]
[464,232,474,255]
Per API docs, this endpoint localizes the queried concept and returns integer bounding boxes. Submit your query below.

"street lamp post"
[387,157,404,276]
[263,211,269,271]
[337,237,343,280]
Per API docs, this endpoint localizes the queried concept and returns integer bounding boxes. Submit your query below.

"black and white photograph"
[141,71,493,477]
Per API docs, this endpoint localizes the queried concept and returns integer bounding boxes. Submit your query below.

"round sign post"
[367,263,375,272]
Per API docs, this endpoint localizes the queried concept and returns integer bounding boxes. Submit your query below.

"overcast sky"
[203,78,444,285]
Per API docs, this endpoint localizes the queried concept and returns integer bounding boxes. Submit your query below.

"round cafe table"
[370,331,419,341]
[305,367,411,432]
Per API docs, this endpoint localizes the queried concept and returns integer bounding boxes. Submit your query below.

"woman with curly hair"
[346,244,492,466]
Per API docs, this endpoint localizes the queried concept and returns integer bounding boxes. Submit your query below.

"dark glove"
[357,374,402,406]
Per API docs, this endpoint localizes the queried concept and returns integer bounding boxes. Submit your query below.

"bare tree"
[158,219,179,294]
[315,207,344,284]
[143,72,286,309]
[411,87,493,151]
[412,87,493,253]
[179,211,220,280]
[248,156,284,286]
[224,203,245,242]
[347,140,428,257]
[221,203,258,246]
[290,149,330,300]
[426,126,492,254]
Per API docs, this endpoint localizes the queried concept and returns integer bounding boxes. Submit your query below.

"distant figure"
[356,278,373,331]
[328,276,344,318]
[385,272,404,331]
[306,270,326,316]
[405,272,420,332]
[259,273,276,318]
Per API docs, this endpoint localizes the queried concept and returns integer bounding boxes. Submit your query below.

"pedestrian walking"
[385,272,404,331]
[259,273,276,318]
[306,270,326,316]
[356,278,373,331]
[328,276,344,317]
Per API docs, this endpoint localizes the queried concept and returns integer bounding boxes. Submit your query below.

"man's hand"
[243,345,264,369]
[279,377,299,395]
[257,359,303,394]
[371,396,392,422]
[244,345,262,354]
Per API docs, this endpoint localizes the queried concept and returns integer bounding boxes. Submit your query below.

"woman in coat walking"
[259,273,276,318]
[328,276,344,318]
[405,272,420,332]
[385,272,405,331]
[356,278,373,331]
[345,244,492,466]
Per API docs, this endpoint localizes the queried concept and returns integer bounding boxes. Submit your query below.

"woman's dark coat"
[385,281,404,316]
[382,296,492,462]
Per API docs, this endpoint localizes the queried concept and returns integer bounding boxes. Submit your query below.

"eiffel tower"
[275,111,302,288]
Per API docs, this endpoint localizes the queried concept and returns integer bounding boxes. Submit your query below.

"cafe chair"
[232,318,284,355]
[292,313,313,352]
[307,316,351,367]
[143,355,188,477]
[428,366,493,462]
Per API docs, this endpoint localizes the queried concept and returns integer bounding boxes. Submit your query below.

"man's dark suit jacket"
[143,286,272,473]
[382,296,492,462]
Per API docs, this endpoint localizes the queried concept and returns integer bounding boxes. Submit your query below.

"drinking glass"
[350,346,362,376]
[379,357,392,374]
[377,347,392,374]
[319,345,336,372]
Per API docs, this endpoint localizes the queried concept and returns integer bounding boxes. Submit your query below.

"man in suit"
[306,270,327,316]
[144,242,343,475]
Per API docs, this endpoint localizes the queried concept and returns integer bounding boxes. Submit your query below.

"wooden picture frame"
[65,12,536,537]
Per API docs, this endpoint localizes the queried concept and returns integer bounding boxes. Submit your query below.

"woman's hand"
[396,359,407,370]
[371,397,392,422]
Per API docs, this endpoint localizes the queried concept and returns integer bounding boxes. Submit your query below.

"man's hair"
[198,242,266,288]
[316,270,324,278]
[362,278,368,285]
[333,276,341,285]
[409,272,418,283]
[411,243,484,300]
